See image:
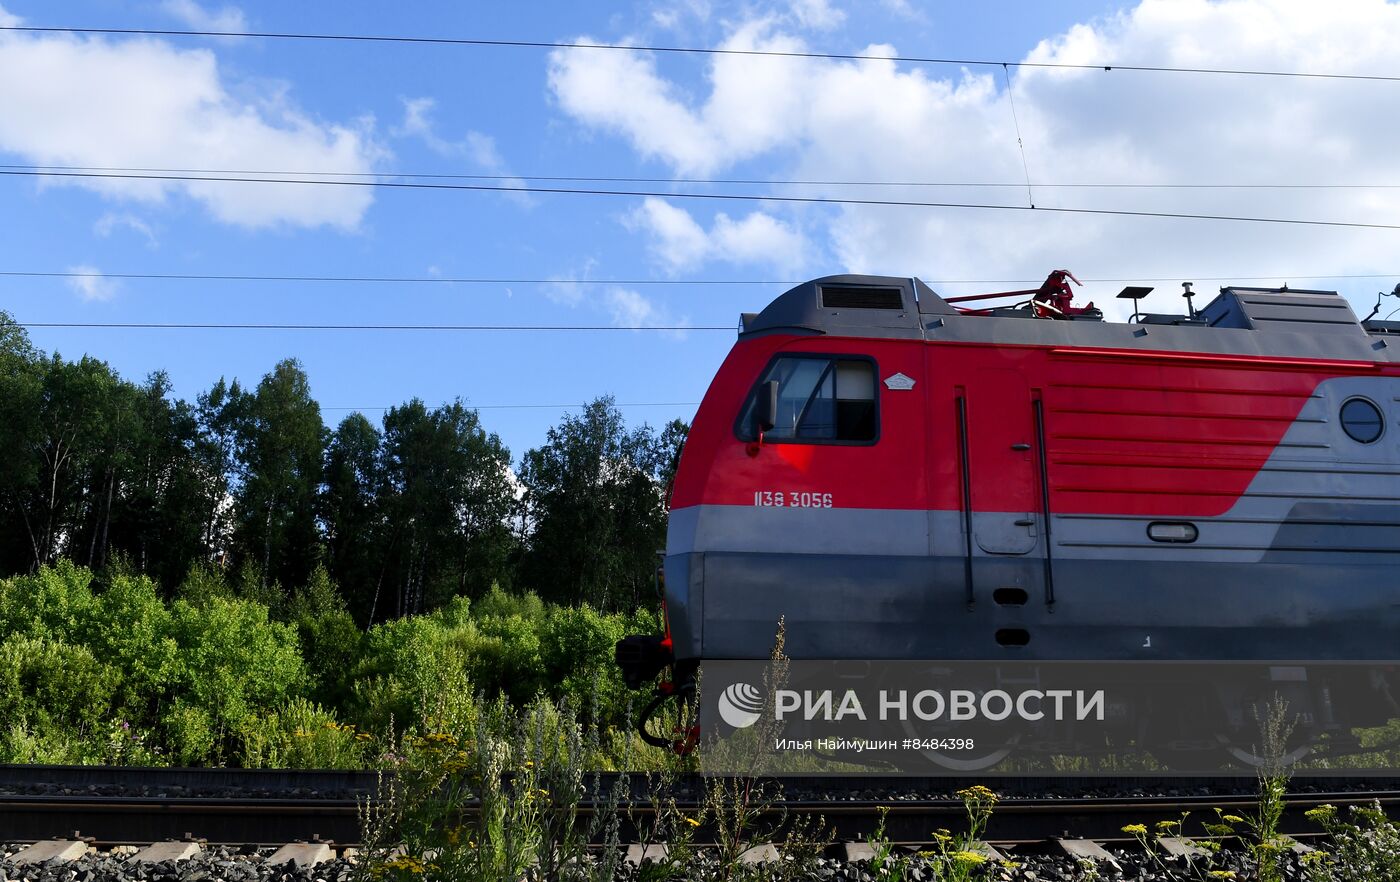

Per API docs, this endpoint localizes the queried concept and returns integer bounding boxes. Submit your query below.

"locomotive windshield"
[737,355,877,442]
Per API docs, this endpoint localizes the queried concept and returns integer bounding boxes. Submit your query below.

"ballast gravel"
[1,842,1326,882]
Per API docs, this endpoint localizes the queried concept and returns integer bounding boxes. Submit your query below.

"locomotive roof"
[738,274,1400,364]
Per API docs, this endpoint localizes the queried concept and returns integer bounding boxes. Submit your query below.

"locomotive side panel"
[666,334,937,661]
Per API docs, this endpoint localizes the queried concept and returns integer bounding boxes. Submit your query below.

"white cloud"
[879,0,921,19]
[394,97,532,205]
[0,22,380,229]
[160,0,247,32]
[394,97,452,154]
[549,21,814,175]
[544,258,600,306]
[651,0,712,31]
[627,197,807,272]
[552,0,1400,317]
[605,287,690,339]
[541,260,689,337]
[94,212,158,247]
[66,265,118,302]
[789,0,845,30]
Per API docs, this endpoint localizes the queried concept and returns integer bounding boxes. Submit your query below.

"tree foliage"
[0,314,689,626]
[518,397,687,610]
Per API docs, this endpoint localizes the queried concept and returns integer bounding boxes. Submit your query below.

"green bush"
[79,572,179,716]
[351,610,476,734]
[237,697,372,769]
[0,562,664,769]
[0,635,118,762]
[167,595,307,760]
[287,567,363,708]
[0,560,96,640]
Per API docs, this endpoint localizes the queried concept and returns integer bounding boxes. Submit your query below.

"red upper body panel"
[670,333,1395,518]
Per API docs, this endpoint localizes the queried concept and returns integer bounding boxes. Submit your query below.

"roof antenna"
[1181,281,1197,318]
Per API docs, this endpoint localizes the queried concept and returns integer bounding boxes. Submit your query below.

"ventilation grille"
[820,286,904,310]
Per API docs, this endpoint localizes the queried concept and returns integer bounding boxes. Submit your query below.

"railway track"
[3,766,1398,847]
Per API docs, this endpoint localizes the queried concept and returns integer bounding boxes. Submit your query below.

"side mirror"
[754,380,778,435]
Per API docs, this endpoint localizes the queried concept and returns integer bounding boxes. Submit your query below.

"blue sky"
[3,0,1400,458]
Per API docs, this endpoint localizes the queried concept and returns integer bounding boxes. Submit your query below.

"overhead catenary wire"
[6,270,1400,286]
[320,402,699,411]
[7,169,1400,232]
[7,25,1400,84]
[17,163,1400,190]
[15,321,729,331]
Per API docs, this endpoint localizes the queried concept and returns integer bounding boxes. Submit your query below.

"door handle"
[1011,443,1031,451]
[1014,518,1035,526]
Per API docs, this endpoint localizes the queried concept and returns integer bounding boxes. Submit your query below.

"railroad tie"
[11,840,91,865]
[1055,838,1120,867]
[131,841,203,863]
[1156,836,1209,858]
[625,843,670,865]
[739,843,780,863]
[267,842,335,868]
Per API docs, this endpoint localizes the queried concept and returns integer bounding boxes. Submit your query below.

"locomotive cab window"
[738,355,877,443]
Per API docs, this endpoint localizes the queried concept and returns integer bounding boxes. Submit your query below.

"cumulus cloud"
[789,0,845,30]
[66,266,118,302]
[651,0,712,31]
[627,197,807,272]
[94,212,158,247]
[605,287,690,339]
[552,0,1400,317]
[160,0,247,32]
[394,97,532,205]
[549,21,814,175]
[0,15,380,229]
[542,260,689,338]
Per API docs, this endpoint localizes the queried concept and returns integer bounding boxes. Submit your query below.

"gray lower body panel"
[681,552,1398,662]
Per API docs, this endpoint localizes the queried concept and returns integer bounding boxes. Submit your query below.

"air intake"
[820,286,904,310]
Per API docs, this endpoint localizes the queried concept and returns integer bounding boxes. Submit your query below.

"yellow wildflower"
[950,851,988,867]
[1121,824,1148,835]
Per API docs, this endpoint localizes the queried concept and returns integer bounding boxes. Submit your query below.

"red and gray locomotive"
[618,271,1400,765]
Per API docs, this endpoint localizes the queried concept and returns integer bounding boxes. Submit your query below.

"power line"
[5,25,1400,84]
[5,270,1400,286]
[8,169,1400,232]
[0,271,778,285]
[321,402,699,411]
[16,321,729,331]
[13,163,1400,190]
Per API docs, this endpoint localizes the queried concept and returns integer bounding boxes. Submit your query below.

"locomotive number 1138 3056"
[754,490,834,508]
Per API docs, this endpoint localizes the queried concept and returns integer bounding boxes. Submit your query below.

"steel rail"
[3,779,1396,846]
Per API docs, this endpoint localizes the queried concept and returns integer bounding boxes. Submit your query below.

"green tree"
[517,397,688,609]
[0,313,42,574]
[322,413,385,624]
[107,374,229,587]
[227,359,327,593]
[376,400,516,618]
[8,353,137,571]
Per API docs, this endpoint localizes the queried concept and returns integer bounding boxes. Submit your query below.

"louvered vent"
[820,286,904,310]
